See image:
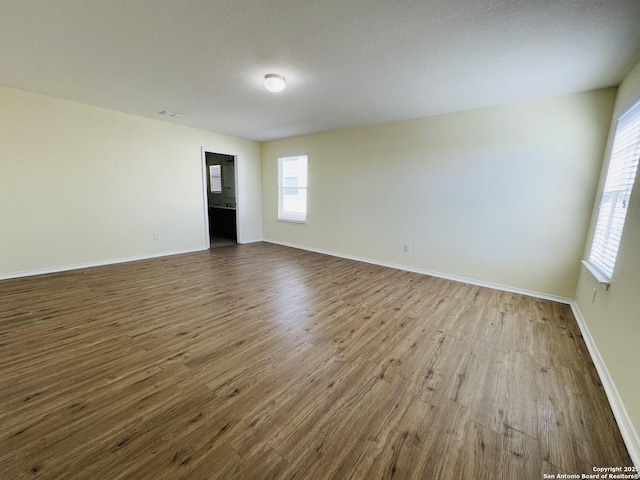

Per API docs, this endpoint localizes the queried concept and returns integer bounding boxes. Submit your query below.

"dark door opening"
[205,152,237,248]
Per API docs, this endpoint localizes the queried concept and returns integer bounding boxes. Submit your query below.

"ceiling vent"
[158,110,184,118]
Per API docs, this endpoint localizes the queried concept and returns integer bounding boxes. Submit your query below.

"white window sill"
[581,260,611,290]
[278,218,306,224]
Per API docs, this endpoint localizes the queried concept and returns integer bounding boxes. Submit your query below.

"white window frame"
[584,99,640,288]
[278,155,308,223]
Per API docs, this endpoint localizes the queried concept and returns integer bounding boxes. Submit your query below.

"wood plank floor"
[0,243,632,479]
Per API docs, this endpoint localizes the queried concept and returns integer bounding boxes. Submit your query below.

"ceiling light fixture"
[264,74,286,92]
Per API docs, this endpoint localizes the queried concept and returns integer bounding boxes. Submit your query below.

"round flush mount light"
[264,73,286,92]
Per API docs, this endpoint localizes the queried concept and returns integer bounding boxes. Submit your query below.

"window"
[209,165,222,193]
[278,155,308,222]
[587,100,640,281]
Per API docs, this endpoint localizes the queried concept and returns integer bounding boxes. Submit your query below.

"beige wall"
[262,89,615,298]
[575,59,640,448]
[0,85,262,277]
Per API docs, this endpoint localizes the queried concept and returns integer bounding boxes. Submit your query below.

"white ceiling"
[2,1,640,141]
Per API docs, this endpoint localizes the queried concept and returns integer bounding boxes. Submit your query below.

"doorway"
[204,152,237,248]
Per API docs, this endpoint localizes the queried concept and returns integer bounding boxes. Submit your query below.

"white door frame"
[201,146,241,248]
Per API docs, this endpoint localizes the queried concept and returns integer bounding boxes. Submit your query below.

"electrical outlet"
[404,243,411,253]
[153,232,160,240]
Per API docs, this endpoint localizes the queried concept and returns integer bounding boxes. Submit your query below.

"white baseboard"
[237,237,264,245]
[569,301,640,469]
[3,239,266,280]
[263,239,572,304]
[0,246,208,280]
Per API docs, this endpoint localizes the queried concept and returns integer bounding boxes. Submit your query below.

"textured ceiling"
[2,0,640,141]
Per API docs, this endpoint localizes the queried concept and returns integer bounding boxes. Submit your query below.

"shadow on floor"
[210,236,236,249]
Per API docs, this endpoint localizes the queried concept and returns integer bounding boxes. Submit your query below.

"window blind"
[588,101,640,279]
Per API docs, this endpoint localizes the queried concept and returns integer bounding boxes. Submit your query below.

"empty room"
[1,1,640,479]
